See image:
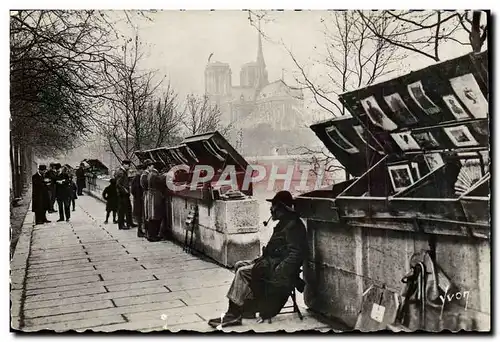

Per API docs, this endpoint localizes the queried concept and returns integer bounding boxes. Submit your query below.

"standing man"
[114,159,136,230]
[55,164,72,222]
[139,160,151,238]
[131,163,146,237]
[207,191,308,328]
[32,164,51,225]
[46,163,57,213]
[143,161,166,242]
[158,165,173,241]
[75,162,86,196]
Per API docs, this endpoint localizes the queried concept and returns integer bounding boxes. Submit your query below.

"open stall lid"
[310,116,387,177]
[181,131,250,173]
[134,131,251,175]
[311,51,489,179]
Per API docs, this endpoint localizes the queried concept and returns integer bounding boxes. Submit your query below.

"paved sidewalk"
[10,194,338,333]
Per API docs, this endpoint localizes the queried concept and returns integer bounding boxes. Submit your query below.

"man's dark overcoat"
[31,172,50,212]
[249,214,308,319]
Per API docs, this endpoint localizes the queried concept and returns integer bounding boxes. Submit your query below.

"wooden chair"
[263,269,305,323]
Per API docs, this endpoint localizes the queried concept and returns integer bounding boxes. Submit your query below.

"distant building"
[205,28,314,156]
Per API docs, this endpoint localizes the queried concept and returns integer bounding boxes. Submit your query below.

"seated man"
[208,190,308,328]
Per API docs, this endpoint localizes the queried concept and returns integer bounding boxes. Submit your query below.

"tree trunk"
[470,11,483,52]
[10,134,16,200]
[13,142,21,198]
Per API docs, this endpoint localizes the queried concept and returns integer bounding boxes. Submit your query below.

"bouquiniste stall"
[134,131,260,267]
[295,51,490,331]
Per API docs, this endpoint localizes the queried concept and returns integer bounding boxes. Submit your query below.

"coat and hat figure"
[208,190,308,328]
[142,159,166,222]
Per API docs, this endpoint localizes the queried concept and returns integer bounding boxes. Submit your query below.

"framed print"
[449,73,488,118]
[442,94,470,120]
[388,164,415,192]
[384,93,419,125]
[390,132,421,151]
[424,153,444,172]
[443,125,479,147]
[360,96,398,131]
[353,125,384,154]
[411,131,440,149]
[325,125,360,154]
[407,81,441,115]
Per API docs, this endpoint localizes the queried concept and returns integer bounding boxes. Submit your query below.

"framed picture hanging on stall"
[353,125,385,154]
[411,131,440,149]
[424,152,445,172]
[360,96,398,131]
[383,92,419,125]
[407,81,441,115]
[325,125,360,154]
[388,164,415,192]
[442,94,471,120]
[443,125,479,147]
[449,73,488,119]
[390,132,421,151]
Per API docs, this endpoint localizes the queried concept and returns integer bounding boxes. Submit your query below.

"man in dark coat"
[32,165,51,225]
[114,159,137,230]
[131,163,147,237]
[143,161,166,242]
[208,191,308,328]
[45,163,57,213]
[75,163,86,195]
[55,164,72,222]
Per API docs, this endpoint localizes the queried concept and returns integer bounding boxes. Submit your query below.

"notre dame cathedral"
[204,29,316,156]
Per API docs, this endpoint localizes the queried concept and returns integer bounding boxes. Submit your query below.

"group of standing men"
[112,159,171,242]
[32,162,85,225]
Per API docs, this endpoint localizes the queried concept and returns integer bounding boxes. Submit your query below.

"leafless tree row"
[10,10,224,180]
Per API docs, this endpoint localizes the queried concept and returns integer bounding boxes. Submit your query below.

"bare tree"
[357,10,488,62]
[103,31,174,163]
[251,11,404,180]
[10,10,121,198]
[181,94,233,138]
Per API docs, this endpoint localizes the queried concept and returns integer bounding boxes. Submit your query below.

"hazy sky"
[128,10,325,97]
[121,10,477,120]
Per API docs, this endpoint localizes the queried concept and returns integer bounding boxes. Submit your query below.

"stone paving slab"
[11,193,341,333]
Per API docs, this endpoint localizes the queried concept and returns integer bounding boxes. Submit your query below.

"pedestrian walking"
[102,178,118,224]
[55,164,72,222]
[32,164,51,225]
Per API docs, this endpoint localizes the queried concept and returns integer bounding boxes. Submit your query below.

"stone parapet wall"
[302,219,490,331]
[170,196,260,268]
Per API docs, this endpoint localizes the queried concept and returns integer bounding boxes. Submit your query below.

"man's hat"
[143,159,154,166]
[38,164,47,171]
[266,190,295,211]
[122,159,132,165]
[54,163,61,170]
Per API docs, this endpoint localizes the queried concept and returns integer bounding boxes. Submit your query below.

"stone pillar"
[170,196,260,268]
[214,199,261,267]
